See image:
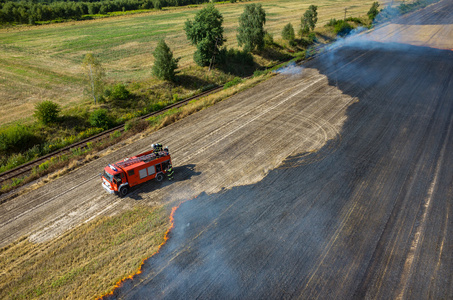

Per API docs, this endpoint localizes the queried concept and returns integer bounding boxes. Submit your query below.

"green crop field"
[0,0,386,126]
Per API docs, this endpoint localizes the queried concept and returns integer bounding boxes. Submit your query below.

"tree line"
[0,0,213,24]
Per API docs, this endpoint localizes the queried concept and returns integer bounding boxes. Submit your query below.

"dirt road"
[1,1,452,299]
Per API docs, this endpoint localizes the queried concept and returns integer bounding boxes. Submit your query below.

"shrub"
[11,177,24,187]
[223,77,242,89]
[326,18,338,27]
[334,20,354,36]
[110,84,130,100]
[110,130,122,139]
[38,161,50,171]
[34,100,60,125]
[299,36,315,48]
[89,109,112,130]
[201,84,217,92]
[2,153,27,170]
[346,17,365,25]
[125,118,149,133]
[218,48,254,66]
[264,31,274,47]
[253,69,267,77]
[308,32,317,42]
[149,101,167,112]
[0,124,41,155]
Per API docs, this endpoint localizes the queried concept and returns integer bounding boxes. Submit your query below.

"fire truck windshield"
[103,170,114,182]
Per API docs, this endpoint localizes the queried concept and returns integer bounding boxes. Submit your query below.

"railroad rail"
[0,85,224,186]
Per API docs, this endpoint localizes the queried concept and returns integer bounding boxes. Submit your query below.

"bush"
[299,36,315,48]
[110,84,130,100]
[125,118,149,133]
[326,18,338,27]
[264,31,274,47]
[223,77,242,89]
[149,101,167,112]
[0,153,26,171]
[110,130,122,139]
[253,69,267,77]
[38,161,50,171]
[0,124,41,155]
[334,20,354,37]
[346,17,365,25]
[219,48,254,66]
[34,100,60,125]
[200,84,217,92]
[308,32,317,42]
[89,109,112,130]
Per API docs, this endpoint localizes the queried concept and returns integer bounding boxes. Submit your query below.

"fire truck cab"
[101,147,172,197]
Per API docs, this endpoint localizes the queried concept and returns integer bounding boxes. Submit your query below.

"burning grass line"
[98,201,184,299]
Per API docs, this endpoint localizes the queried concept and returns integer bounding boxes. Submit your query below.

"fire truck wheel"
[119,186,128,197]
[156,173,164,182]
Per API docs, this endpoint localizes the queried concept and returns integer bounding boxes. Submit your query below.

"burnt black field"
[106,39,453,300]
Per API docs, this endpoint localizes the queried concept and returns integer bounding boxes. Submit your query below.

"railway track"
[0,37,391,189]
[0,85,225,186]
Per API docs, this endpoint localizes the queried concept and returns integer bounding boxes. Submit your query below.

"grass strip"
[0,205,169,299]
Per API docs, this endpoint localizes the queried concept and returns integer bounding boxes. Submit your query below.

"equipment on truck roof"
[101,144,172,197]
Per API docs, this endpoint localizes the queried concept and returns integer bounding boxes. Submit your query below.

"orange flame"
[97,202,184,299]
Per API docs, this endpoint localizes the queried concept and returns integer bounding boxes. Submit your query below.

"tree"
[152,0,162,10]
[367,2,380,21]
[282,23,295,42]
[184,4,224,67]
[301,5,318,36]
[34,100,60,125]
[82,53,105,105]
[152,39,179,81]
[237,4,266,52]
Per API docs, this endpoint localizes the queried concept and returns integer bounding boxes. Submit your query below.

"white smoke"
[275,62,305,75]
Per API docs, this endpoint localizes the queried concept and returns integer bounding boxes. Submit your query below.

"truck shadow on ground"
[127,164,201,200]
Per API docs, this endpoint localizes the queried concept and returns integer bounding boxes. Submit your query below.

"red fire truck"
[101,146,172,197]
